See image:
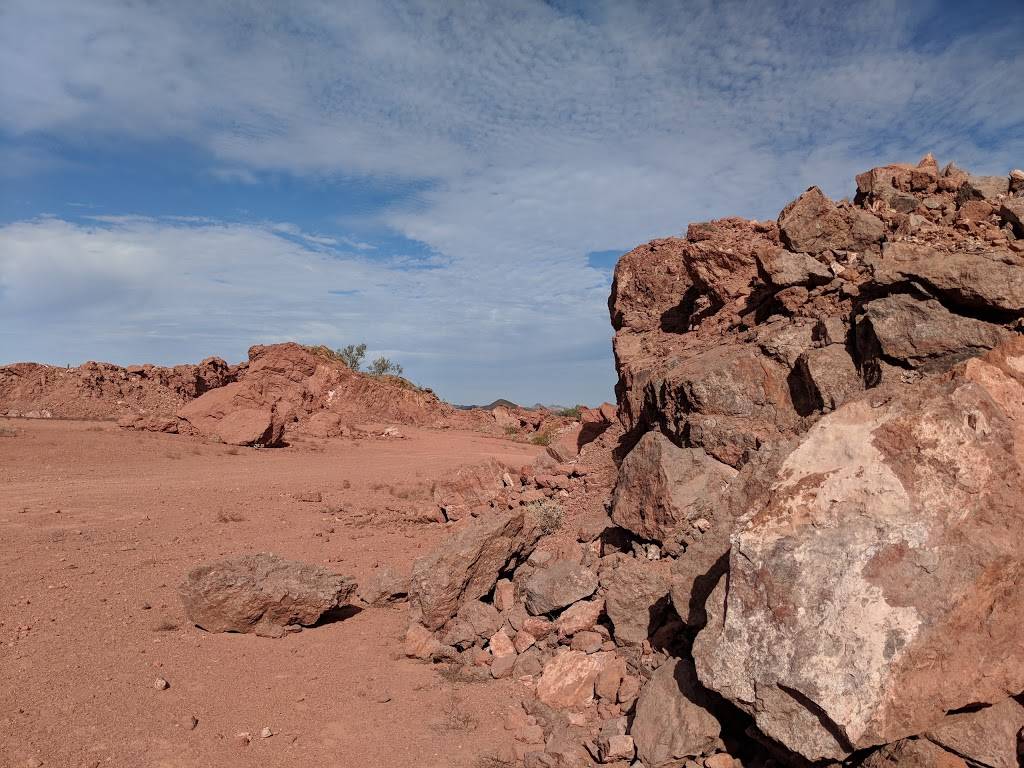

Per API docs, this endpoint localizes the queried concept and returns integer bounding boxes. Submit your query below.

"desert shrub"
[216,509,245,523]
[503,425,518,436]
[0,425,17,437]
[368,356,404,376]
[557,405,582,419]
[337,343,367,371]
[526,499,564,534]
[529,431,553,446]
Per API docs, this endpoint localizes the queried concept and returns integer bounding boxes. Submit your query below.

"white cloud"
[0,0,1021,402]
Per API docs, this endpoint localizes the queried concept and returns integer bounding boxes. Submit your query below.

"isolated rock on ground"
[409,509,540,630]
[524,560,599,616]
[178,383,286,446]
[695,340,1024,761]
[630,659,722,767]
[179,553,356,638]
[611,430,736,546]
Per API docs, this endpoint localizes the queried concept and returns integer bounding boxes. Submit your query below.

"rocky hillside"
[1,342,581,447]
[0,356,242,421]
[400,155,1024,768]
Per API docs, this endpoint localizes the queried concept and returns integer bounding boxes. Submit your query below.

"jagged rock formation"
[606,155,1024,765]
[0,356,241,421]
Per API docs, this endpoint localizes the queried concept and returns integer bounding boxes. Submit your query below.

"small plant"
[529,431,553,446]
[526,499,564,534]
[557,405,582,419]
[337,343,367,371]
[503,425,518,436]
[152,619,179,632]
[0,425,17,437]
[368,356,404,376]
[216,510,245,523]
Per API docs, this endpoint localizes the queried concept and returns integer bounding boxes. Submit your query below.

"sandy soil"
[0,418,542,768]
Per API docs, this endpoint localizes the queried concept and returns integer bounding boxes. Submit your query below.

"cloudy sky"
[1,1,1022,405]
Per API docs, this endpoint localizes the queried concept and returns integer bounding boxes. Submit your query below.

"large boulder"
[523,560,598,616]
[630,659,722,767]
[178,382,286,446]
[611,430,737,546]
[856,293,1008,373]
[179,553,356,638]
[866,242,1024,315]
[778,186,884,255]
[694,340,1024,761]
[602,557,672,646]
[409,510,540,630]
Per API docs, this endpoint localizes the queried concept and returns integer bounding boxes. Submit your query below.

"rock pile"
[403,156,1024,767]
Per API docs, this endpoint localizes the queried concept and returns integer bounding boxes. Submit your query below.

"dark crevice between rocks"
[776,683,857,757]
[311,604,362,627]
[660,284,705,333]
[686,550,730,629]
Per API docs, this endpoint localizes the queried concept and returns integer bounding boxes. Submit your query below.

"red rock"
[602,557,671,647]
[178,553,355,638]
[630,659,722,766]
[695,340,1024,760]
[860,739,967,768]
[926,697,1024,768]
[536,650,611,710]
[409,509,540,630]
[611,430,736,546]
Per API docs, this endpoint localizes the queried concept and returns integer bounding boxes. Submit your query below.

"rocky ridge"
[400,156,1024,767]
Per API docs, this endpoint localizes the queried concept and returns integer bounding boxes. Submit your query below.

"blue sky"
[1,1,1022,405]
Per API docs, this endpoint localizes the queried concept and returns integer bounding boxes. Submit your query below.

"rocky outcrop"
[175,343,457,445]
[0,356,240,421]
[605,156,1024,765]
[179,553,356,638]
[695,341,1024,759]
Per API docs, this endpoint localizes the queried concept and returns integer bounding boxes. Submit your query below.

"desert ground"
[0,418,540,768]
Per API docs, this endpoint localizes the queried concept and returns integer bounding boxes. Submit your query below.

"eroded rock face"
[925,697,1024,768]
[856,293,1009,373]
[860,738,968,768]
[630,659,722,767]
[866,242,1024,315]
[179,553,356,638]
[409,510,540,630]
[611,430,736,546]
[694,340,1024,761]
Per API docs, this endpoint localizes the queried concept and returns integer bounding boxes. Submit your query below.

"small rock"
[154,677,170,690]
[260,726,273,738]
[185,714,199,730]
[235,731,252,746]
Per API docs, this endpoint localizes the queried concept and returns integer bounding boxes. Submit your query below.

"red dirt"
[0,417,543,768]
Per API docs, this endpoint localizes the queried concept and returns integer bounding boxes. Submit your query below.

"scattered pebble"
[153,677,169,690]
[235,731,252,746]
[185,714,198,730]
[260,726,273,738]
